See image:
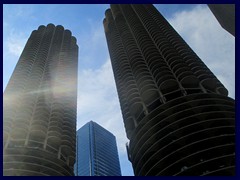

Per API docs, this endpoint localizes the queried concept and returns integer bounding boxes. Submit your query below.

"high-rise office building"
[103,4,235,176]
[75,121,122,176]
[3,24,78,176]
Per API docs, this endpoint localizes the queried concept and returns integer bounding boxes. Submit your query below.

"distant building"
[208,4,235,36]
[75,121,122,176]
[103,4,235,175]
[3,24,78,176]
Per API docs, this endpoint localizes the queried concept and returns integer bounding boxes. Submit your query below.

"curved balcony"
[128,93,235,175]
[180,75,200,89]
[141,88,160,105]
[159,79,180,95]
[144,134,234,176]
[3,147,73,176]
[158,143,234,175]
[28,127,47,144]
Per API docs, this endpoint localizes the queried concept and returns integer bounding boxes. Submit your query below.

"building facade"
[75,121,122,176]
[3,24,78,176]
[103,4,235,176]
[208,4,235,36]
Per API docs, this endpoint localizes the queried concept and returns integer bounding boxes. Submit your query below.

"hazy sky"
[3,4,235,176]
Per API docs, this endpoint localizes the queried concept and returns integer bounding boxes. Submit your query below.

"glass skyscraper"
[103,4,235,176]
[3,24,78,176]
[75,121,122,176]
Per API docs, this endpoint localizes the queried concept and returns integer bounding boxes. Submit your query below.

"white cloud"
[76,18,133,174]
[168,5,235,98]
[77,59,134,175]
[6,31,27,57]
[77,59,128,151]
[3,5,34,58]
[3,28,28,91]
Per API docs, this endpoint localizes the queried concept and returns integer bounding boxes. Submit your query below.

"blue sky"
[3,4,235,176]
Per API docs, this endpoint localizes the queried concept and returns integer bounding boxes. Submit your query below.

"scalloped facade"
[103,4,235,176]
[3,24,78,176]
